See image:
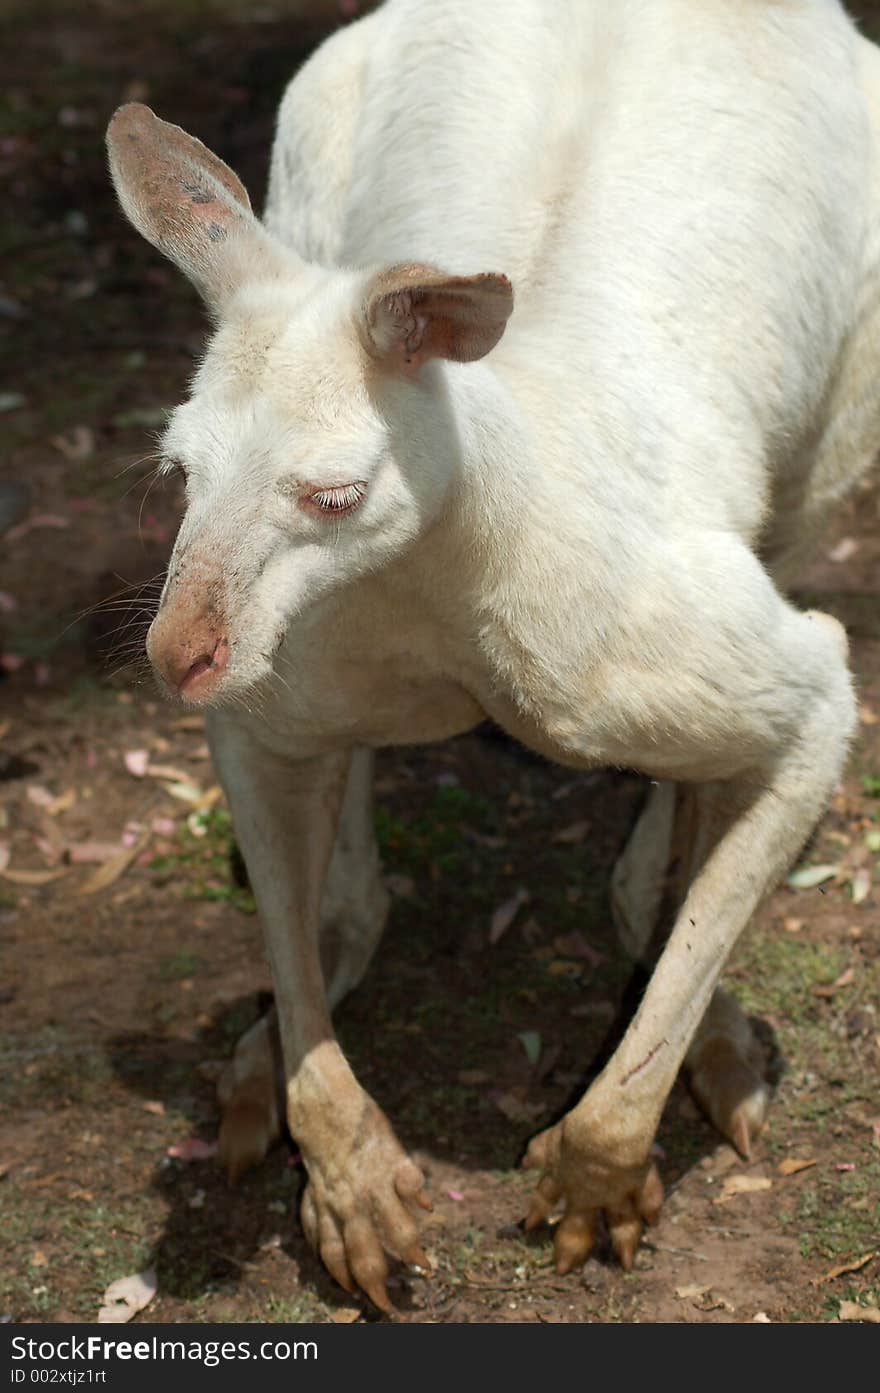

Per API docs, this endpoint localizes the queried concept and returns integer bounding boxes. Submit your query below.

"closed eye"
[304,481,367,516]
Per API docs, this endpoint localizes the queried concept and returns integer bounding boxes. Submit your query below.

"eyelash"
[306,482,367,515]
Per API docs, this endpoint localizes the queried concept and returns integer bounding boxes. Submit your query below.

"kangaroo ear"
[106,103,287,311]
[361,263,514,373]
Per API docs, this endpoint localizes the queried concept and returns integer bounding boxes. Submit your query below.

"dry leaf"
[675,1284,709,1301]
[752,1312,771,1323]
[552,820,591,845]
[68,842,122,865]
[489,887,529,944]
[142,1100,165,1117]
[838,1301,880,1324]
[330,1308,362,1324]
[858,703,879,726]
[26,785,55,809]
[0,866,67,885]
[166,1137,217,1162]
[145,763,190,783]
[851,868,872,906]
[777,1157,817,1177]
[827,537,858,563]
[75,830,150,895]
[490,1090,545,1124]
[814,1252,876,1286]
[714,1174,772,1205]
[46,789,76,817]
[98,1269,157,1324]
[787,863,840,890]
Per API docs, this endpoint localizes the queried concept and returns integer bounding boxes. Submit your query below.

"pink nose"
[148,616,230,701]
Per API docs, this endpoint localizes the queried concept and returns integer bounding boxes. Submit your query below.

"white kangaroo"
[107,0,880,1310]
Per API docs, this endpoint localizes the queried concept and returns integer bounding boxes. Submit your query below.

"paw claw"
[553,1213,595,1274]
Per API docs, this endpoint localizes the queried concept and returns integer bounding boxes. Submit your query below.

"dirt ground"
[0,0,878,1327]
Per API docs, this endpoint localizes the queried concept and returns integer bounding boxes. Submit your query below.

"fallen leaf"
[489,887,529,944]
[714,1174,773,1205]
[330,1307,362,1324]
[145,763,190,783]
[813,1252,876,1286]
[98,1269,157,1324]
[123,749,149,778]
[838,1300,880,1324]
[787,863,840,890]
[752,1312,771,1323]
[827,536,858,563]
[0,866,67,885]
[142,1100,165,1117]
[490,1089,545,1124]
[552,820,591,845]
[51,425,94,460]
[46,789,76,817]
[675,1284,710,1301]
[68,842,122,865]
[517,1030,542,1067]
[166,1137,217,1162]
[858,703,879,726]
[850,868,872,906]
[26,785,55,809]
[777,1157,817,1177]
[31,1250,48,1268]
[75,830,150,895]
[783,917,804,933]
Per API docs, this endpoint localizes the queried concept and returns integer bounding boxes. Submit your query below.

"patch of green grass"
[149,808,255,914]
[861,772,880,798]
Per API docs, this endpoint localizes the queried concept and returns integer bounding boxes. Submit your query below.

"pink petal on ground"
[0,592,17,613]
[124,749,149,778]
[151,817,176,837]
[166,1138,218,1162]
[446,1189,465,1203]
[835,1163,856,1172]
[0,653,24,672]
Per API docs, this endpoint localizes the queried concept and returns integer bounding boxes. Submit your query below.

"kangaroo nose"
[147,612,230,701]
[177,635,229,695]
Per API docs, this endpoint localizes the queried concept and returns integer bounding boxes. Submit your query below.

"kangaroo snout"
[147,605,230,702]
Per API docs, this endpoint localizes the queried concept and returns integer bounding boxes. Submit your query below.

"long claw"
[608,1210,641,1271]
[639,1164,664,1226]
[406,1245,432,1271]
[524,1173,561,1231]
[414,1190,433,1212]
[553,1212,595,1275]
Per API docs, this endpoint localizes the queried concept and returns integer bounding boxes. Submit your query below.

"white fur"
[110,0,880,1296]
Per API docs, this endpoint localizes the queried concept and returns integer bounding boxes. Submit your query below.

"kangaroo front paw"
[522,1117,663,1272]
[299,1107,432,1312]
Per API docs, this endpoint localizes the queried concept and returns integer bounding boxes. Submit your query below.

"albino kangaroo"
[107,0,880,1310]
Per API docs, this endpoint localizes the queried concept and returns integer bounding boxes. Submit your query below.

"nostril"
[178,636,229,694]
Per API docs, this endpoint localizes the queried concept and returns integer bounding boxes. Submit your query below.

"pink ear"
[106,104,285,309]
[361,263,514,372]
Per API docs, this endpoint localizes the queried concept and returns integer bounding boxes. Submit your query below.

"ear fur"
[106,103,285,310]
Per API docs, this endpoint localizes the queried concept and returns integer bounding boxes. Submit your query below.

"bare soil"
[0,0,878,1326]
